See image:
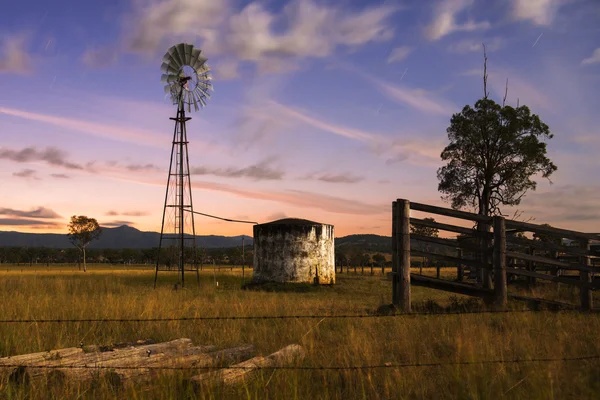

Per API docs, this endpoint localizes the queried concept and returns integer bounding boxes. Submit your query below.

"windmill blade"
[175,43,187,68]
[168,45,183,69]
[192,93,199,112]
[162,52,179,70]
[189,48,202,69]
[160,62,179,75]
[195,86,209,102]
[193,55,208,71]
[183,43,193,65]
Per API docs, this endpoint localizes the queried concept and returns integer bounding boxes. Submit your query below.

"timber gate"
[391,199,599,312]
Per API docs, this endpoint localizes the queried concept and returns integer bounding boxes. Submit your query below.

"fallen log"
[83,338,156,353]
[7,338,197,383]
[0,348,83,366]
[189,344,304,387]
[111,344,255,385]
[9,341,253,387]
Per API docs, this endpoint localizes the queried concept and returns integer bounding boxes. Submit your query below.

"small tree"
[372,253,386,268]
[437,46,557,218]
[67,215,101,272]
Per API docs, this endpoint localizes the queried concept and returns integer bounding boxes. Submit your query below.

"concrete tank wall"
[252,219,335,285]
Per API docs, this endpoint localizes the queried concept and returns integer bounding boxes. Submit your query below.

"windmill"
[154,43,212,288]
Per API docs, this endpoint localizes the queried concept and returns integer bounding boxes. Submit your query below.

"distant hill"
[335,234,456,255]
[0,225,252,249]
[336,234,392,253]
[0,226,456,255]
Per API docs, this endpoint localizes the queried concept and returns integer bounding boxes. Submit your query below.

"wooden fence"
[391,199,600,312]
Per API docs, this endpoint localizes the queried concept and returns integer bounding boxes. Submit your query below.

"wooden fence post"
[493,216,507,309]
[480,220,493,290]
[580,239,592,311]
[457,248,464,282]
[394,199,411,312]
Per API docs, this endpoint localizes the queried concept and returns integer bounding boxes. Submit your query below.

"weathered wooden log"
[83,338,156,353]
[189,344,304,387]
[112,344,255,385]
[8,339,197,382]
[10,341,253,387]
[0,348,83,366]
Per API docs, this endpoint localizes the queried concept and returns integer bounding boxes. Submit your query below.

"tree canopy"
[67,215,102,272]
[410,217,439,237]
[437,49,557,217]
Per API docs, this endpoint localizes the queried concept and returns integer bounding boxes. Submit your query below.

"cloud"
[387,46,412,63]
[124,0,399,74]
[0,218,62,228]
[102,220,135,228]
[581,48,600,66]
[51,173,70,179]
[458,68,482,77]
[0,35,32,74]
[487,68,553,110]
[520,184,600,230]
[424,0,490,41]
[0,106,166,149]
[0,146,84,170]
[125,163,161,172]
[215,59,239,79]
[187,180,387,216]
[367,76,456,116]
[13,168,39,179]
[510,0,562,25]
[448,37,505,53]
[302,172,365,184]
[81,46,119,68]
[266,212,288,221]
[106,210,150,217]
[190,158,284,181]
[0,207,61,219]
[251,100,442,166]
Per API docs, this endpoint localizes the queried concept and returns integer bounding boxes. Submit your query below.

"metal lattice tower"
[154,43,212,288]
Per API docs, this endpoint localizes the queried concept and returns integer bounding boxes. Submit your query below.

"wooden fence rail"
[392,199,599,312]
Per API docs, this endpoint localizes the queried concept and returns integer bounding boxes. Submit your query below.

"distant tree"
[410,217,439,238]
[372,253,386,266]
[437,46,557,218]
[67,215,102,272]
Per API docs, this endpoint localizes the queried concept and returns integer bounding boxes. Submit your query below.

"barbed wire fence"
[0,307,598,324]
[1,309,599,375]
[1,354,599,373]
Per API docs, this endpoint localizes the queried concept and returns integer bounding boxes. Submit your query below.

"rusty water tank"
[252,218,335,284]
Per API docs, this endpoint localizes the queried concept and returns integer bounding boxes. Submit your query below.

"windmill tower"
[154,43,212,288]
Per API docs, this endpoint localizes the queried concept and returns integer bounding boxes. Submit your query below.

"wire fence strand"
[0,308,597,324]
[1,355,599,372]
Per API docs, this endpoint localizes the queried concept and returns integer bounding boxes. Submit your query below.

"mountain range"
[0,225,252,249]
[0,225,400,250]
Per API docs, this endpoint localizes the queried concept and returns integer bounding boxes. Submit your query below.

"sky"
[0,0,599,238]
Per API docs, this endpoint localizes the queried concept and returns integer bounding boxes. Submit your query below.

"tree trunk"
[83,247,87,272]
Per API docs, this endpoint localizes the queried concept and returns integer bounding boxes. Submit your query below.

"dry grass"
[0,265,599,399]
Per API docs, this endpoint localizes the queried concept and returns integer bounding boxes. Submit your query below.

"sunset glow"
[1,0,599,238]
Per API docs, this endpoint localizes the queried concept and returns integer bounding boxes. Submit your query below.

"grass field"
[1,265,599,399]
